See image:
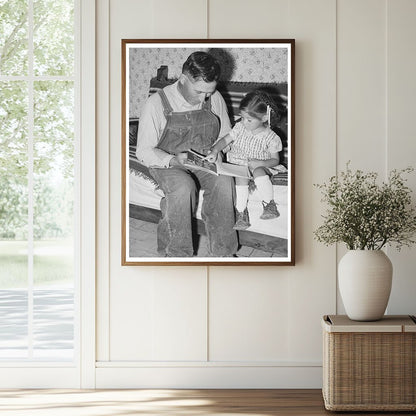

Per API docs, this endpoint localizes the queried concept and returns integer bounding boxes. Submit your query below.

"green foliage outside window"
[0,0,74,240]
[0,0,28,75]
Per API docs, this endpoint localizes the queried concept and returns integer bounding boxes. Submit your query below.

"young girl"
[205,90,283,230]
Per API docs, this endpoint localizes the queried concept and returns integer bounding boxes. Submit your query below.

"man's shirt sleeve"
[136,94,173,168]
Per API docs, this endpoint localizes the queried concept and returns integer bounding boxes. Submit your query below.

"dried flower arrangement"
[314,164,416,250]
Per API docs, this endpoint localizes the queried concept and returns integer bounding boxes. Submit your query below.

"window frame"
[0,0,96,388]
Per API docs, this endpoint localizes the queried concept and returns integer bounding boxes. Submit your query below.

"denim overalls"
[156,89,219,156]
[149,89,238,257]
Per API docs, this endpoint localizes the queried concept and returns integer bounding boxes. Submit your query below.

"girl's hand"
[204,150,218,163]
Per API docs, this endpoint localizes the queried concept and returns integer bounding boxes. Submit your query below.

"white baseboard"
[0,367,79,388]
[95,364,323,389]
[0,364,323,389]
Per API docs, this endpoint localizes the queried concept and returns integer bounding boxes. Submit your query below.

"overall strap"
[157,89,173,116]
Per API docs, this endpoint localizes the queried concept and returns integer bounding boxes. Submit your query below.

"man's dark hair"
[182,51,221,83]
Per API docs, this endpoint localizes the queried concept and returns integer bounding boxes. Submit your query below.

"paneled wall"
[95,0,416,388]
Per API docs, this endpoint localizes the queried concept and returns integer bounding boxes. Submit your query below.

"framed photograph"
[122,39,295,265]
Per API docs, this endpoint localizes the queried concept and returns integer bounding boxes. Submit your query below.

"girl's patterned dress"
[226,121,282,166]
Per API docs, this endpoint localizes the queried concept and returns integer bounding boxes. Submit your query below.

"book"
[184,149,251,179]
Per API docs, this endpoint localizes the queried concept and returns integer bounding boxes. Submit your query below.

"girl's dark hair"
[239,90,280,128]
[182,52,221,83]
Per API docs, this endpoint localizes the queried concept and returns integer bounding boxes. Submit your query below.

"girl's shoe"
[260,200,280,219]
[233,208,251,230]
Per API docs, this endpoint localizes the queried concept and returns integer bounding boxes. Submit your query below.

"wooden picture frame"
[122,39,295,265]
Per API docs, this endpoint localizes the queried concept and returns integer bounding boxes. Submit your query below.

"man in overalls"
[137,52,238,257]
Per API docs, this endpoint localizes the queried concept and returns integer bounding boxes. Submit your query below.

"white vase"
[338,250,393,321]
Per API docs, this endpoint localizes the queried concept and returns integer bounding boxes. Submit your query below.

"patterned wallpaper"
[128,47,288,118]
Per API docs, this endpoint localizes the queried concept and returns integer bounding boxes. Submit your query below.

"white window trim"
[79,0,96,389]
[0,0,96,389]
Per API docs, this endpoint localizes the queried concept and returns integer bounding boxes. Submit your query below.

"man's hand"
[203,150,219,163]
[169,152,188,167]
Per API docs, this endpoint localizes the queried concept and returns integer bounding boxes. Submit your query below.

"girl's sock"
[254,175,274,202]
[235,185,249,212]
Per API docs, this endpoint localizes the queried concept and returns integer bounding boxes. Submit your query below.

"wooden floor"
[0,389,413,415]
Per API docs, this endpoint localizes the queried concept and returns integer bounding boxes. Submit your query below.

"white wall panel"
[336,0,388,313]
[386,0,416,315]
[105,0,209,363]
[150,272,208,361]
[149,0,207,38]
[285,0,337,361]
[98,0,337,386]
[96,0,110,363]
[209,268,290,361]
[337,0,387,172]
[110,272,155,360]
[110,270,207,361]
[94,0,416,388]
[209,0,290,37]
[209,0,337,364]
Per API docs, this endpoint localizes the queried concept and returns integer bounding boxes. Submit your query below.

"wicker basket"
[322,315,416,411]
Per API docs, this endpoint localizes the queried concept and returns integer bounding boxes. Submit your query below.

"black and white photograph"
[122,40,295,265]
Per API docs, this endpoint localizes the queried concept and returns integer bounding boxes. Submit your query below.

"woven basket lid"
[322,315,416,333]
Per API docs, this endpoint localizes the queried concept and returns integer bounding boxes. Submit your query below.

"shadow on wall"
[208,48,236,82]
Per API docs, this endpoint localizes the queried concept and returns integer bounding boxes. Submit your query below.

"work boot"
[233,208,251,230]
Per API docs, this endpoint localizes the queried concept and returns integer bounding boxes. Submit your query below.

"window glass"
[0,1,76,362]
[0,0,29,76]
[0,81,29,245]
[0,290,29,359]
[32,81,74,359]
[33,0,74,76]
[0,81,29,359]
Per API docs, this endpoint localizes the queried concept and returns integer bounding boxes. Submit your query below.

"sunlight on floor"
[0,389,271,416]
